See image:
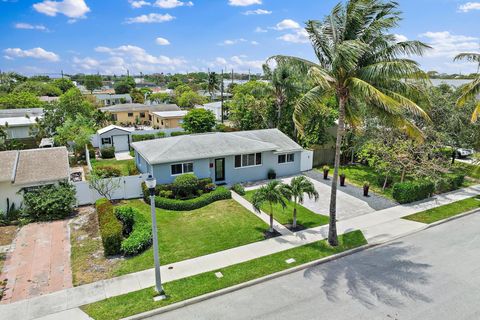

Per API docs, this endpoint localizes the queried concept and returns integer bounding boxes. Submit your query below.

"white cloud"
[228,0,261,6]
[458,2,480,12]
[255,26,267,33]
[394,34,408,42]
[243,8,271,15]
[277,29,309,44]
[251,41,259,45]
[219,38,247,46]
[274,19,300,30]
[154,0,193,8]
[14,23,48,31]
[4,47,60,62]
[94,45,186,68]
[207,55,264,72]
[33,0,90,19]
[125,13,175,24]
[419,31,479,58]
[72,56,99,70]
[155,37,170,45]
[129,0,151,8]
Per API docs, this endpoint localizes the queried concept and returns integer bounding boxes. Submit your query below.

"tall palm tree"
[207,72,220,101]
[454,53,480,122]
[282,176,319,230]
[252,180,288,233]
[269,0,430,246]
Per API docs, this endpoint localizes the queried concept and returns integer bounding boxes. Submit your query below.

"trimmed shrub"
[127,162,139,175]
[155,186,231,211]
[435,174,465,193]
[100,147,115,159]
[204,183,216,192]
[96,198,123,256]
[171,131,189,137]
[198,177,213,191]
[172,173,199,198]
[392,180,435,204]
[115,206,152,256]
[231,183,245,196]
[23,182,76,221]
[159,190,173,198]
[95,166,122,178]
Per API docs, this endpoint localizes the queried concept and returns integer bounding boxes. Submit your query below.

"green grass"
[81,230,367,320]
[90,159,135,176]
[112,199,268,276]
[403,196,480,224]
[452,162,480,180]
[243,190,329,228]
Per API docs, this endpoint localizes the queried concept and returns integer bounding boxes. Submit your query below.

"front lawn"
[90,159,135,176]
[81,230,367,320]
[403,196,480,224]
[243,190,329,228]
[111,199,268,276]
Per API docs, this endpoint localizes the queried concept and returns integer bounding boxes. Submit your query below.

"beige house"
[99,103,180,125]
[151,111,188,129]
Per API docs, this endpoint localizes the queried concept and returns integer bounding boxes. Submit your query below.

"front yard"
[90,158,136,177]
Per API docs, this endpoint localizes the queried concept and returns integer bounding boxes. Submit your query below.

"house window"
[140,112,145,118]
[278,153,295,164]
[171,162,194,175]
[234,153,262,168]
[128,112,134,117]
[101,137,112,145]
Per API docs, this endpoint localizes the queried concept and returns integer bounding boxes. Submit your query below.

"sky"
[0,0,479,76]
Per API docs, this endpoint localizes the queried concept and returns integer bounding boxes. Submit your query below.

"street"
[150,211,480,320]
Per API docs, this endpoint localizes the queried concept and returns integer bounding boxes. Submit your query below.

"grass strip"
[82,230,367,320]
[403,196,480,224]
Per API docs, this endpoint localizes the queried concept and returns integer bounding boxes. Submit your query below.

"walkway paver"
[115,152,133,161]
[1,184,479,320]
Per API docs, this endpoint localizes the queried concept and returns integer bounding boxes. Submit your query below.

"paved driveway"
[0,220,72,304]
[149,212,480,320]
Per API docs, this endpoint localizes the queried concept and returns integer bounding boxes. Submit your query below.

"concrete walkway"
[1,184,479,320]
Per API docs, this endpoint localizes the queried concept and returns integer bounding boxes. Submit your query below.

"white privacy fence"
[73,174,148,206]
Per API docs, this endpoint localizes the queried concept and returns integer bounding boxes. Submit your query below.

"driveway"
[0,220,72,304]
[149,211,480,320]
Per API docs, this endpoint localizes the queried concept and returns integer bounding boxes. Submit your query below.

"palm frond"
[454,53,480,63]
[456,77,480,107]
[347,77,401,114]
[293,86,332,136]
[472,101,480,123]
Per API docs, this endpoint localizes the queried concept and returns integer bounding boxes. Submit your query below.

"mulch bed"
[263,229,281,239]
[284,224,307,232]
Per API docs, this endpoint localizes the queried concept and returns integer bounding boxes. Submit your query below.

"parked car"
[456,148,475,158]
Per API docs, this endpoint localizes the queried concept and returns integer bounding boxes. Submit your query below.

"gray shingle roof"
[0,151,17,182]
[0,108,44,118]
[100,103,180,113]
[132,129,303,165]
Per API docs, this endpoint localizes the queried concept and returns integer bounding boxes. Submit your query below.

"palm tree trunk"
[269,203,274,233]
[329,94,346,246]
[293,205,297,229]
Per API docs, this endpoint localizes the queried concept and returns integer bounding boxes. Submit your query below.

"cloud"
[155,37,170,45]
[125,13,175,23]
[394,34,408,42]
[419,31,479,58]
[14,23,48,31]
[274,19,300,30]
[255,26,267,33]
[72,56,99,70]
[251,41,259,45]
[219,38,247,46]
[207,55,264,72]
[228,0,261,6]
[4,47,60,62]
[154,0,193,8]
[129,0,151,8]
[277,29,309,43]
[33,0,90,19]
[458,2,480,12]
[243,8,271,15]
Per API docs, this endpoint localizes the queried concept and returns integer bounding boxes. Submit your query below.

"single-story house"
[96,125,134,152]
[0,108,44,139]
[94,93,133,106]
[151,111,188,129]
[0,147,70,212]
[132,129,312,185]
[99,103,180,125]
[196,102,223,121]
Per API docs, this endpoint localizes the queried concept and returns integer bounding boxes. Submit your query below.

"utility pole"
[231,69,234,85]
[248,69,251,81]
[221,69,224,123]
[61,70,64,79]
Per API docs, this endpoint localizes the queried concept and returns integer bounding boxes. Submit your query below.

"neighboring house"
[132,128,312,185]
[198,90,232,101]
[94,93,132,106]
[196,101,223,121]
[0,147,70,212]
[96,125,134,152]
[151,111,187,129]
[0,108,44,139]
[99,103,180,125]
[39,96,60,103]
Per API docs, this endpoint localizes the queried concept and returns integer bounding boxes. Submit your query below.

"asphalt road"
[149,211,480,320]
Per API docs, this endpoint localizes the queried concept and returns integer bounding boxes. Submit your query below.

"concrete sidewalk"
[1,184,479,320]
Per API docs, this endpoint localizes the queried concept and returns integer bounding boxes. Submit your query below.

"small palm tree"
[282,176,319,230]
[454,53,480,122]
[252,180,287,233]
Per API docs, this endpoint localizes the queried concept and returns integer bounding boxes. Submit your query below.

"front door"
[215,158,225,182]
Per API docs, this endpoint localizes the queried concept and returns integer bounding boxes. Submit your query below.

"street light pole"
[145,175,165,298]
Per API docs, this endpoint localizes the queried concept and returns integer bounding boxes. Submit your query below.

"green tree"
[130,88,145,103]
[207,72,220,100]
[13,81,62,96]
[252,180,288,233]
[270,0,430,245]
[84,75,103,94]
[114,77,136,94]
[149,92,173,104]
[53,78,75,93]
[54,115,96,151]
[177,91,207,108]
[182,108,216,133]
[454,53,480,122]
[282,176,319,230]
[0,91,44,109]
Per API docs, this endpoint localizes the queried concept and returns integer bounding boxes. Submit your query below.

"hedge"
[171,131,189,137]
[100,147,115,159]
[392,180,435,204]
[96,199,123,256]
[435,174,465,193]
[154,187,231,211]
[22,182,76,221]
[132,132,165,142]
[115,207,152,256]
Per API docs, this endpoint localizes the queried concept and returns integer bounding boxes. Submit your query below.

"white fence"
[73,174,148,206]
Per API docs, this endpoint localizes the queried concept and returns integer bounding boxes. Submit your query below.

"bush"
[23,182,76,221]
[171,131,189,137]
[132,132,166,142]
[100,147,115,159]
[154,187,231,211]
[435,174,465,193]
[96,199,123,256]
[127,162,139,175]
[172,174,199,198]
[231,183,245,196]
[115,207,152,256]
[392,180,435,204]
[204,183,216,192]
[198,177,213,191]
[159,190,173,198]
[95,166,122,178]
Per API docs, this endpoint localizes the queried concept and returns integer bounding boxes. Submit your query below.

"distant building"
[0,108,44,139]
[39,96,60,103]
[94,93,132,106]
[196,101,223,121]
[99,103,180,125]
[151,111,188,129]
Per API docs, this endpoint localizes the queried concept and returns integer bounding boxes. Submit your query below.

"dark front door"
[215,158,225,182]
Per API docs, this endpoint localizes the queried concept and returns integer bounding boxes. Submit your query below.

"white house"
[0,147,70,212]
[0,108,44,139]
[196,101,223,121]
[96,125,134,152]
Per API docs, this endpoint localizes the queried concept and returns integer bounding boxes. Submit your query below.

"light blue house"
[132,129,312,185]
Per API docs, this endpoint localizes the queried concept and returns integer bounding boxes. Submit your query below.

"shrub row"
[154,186,231,211]
[435,174,465,194]
[115,207,152,256]
[392,180,435,204]
[171,131,189,137]
[231,183,245,196]
[132,132,165,142]
[96,199,123,256]
[141,177,213,201]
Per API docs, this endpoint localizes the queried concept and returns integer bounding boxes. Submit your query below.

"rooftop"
[97,125,134,135]
[152,110,188,118]
[132,129,303,165]
[0,117,40,127]
[0,108,44,119]
[99,103,180,113]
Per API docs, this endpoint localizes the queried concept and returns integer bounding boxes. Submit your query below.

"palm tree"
[454,53,480,122]
[282,176,319,230]
[269,0,430,245]
[252,180,288,233]
[207,72,219,100]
